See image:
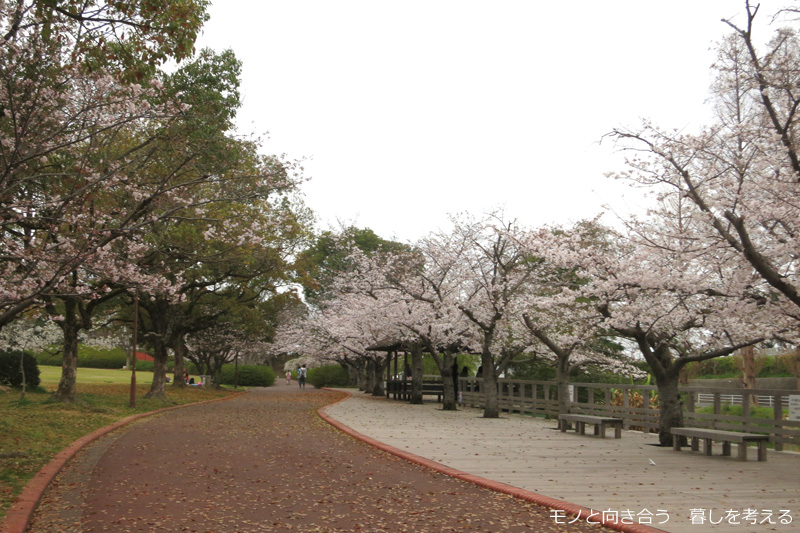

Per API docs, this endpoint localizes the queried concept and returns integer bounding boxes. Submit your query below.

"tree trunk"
[363,359,375,394]
[353,362,366,391]
[654,372,684,446]
[410,346,424,404]
[346,364,360,388]
[440,353,457,411]
[740,346,759,406]
[634,337,684,446]
[144,340,169,400]
[481,352,499,418]
[53,298,80,403]
[19,352,27,400]
[172,339,187,389]
[371,357,385,396]
[556,356,571,417]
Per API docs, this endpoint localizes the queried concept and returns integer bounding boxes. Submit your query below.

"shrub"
[134,361,154,372]
[696,356,740,378]
[307,365,349,389]
[218,365,275,387]
[78,346,127,369]
[34,348,61,366]
[0,350,41,389]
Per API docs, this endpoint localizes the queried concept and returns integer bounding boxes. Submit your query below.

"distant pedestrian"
[285,370,292,385]
[297,364,307,389]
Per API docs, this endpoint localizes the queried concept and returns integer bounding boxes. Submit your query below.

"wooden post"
[713,393,722,429]
[774,395,784,452]
[128,291,138,409]
[622,388,630,429]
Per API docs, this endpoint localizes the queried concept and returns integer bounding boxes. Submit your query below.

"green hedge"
[307,365,349,389]
[34,346,129,369]
[35,349,62,366]
[135,361,154,372]
[693,354,795,379]
[219,365,275,387]
[0,350,41,389]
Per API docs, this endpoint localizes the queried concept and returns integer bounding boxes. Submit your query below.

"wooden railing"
[459,378,561,416]
[455,378,800,448]
[682,386,800,451]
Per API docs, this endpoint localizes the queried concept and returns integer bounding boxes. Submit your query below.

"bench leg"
[737,443,748,461]
[690,437,700,452]
[673,438,682,452]
[722,441,731,457]
[560,420,568,432]
[614,422,622,439]
[757,441,767,462]
[595,423,604,438]
[703,438,713,456]
[577,421,586,435]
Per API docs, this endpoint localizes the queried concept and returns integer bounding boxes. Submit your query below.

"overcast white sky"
[195,1,782,243]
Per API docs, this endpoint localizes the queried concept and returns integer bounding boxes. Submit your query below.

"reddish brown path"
[27,387,616,532]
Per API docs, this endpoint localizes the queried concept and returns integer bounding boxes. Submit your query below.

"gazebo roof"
[365,337,406,352]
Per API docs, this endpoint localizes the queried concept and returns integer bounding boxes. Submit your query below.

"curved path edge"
[0,390,246,533]
[318,388,667,533]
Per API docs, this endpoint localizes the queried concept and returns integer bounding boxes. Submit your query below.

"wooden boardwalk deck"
[323,390,800,533]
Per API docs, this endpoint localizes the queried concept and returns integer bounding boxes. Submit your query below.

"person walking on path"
[297,363,307,389]
[285,370,292,385]
[27,388,616,532]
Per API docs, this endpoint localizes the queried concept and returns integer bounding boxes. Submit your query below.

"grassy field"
[38,365,155,385]
[0,367,238,521]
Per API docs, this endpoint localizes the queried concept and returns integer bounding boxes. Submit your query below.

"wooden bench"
[386,380,443,402]
[422,382,443,402]
[670,427,769,461]
[559,414,623,439]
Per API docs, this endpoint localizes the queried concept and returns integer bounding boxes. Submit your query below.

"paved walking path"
[18,388,618,533]
[323,390,800,533]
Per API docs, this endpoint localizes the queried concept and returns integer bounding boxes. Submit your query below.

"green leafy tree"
[296,226,410,305]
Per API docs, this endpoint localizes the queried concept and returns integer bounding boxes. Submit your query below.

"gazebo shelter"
[366,337,417,400]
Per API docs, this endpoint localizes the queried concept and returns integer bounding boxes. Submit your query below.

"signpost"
[789,395,800,422]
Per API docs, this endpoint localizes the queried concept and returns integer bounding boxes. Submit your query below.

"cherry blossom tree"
[0,315,61,398]
[610,1,800,340]
[0,3,222,402]
[515,225,643,415]
[540,210,787,445]
[185,322,272,388]
[319,235,480,408]
[0,0,210,329]
[288,292,397,395]
[441,214,541,418]
[388,230,480,410]
[2,0,209,81]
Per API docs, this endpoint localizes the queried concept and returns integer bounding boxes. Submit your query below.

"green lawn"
[0,367,238,521]
[38,365,154,385]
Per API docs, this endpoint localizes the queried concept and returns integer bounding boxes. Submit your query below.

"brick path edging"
[318,388,667,533]
[0,391,246,533]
